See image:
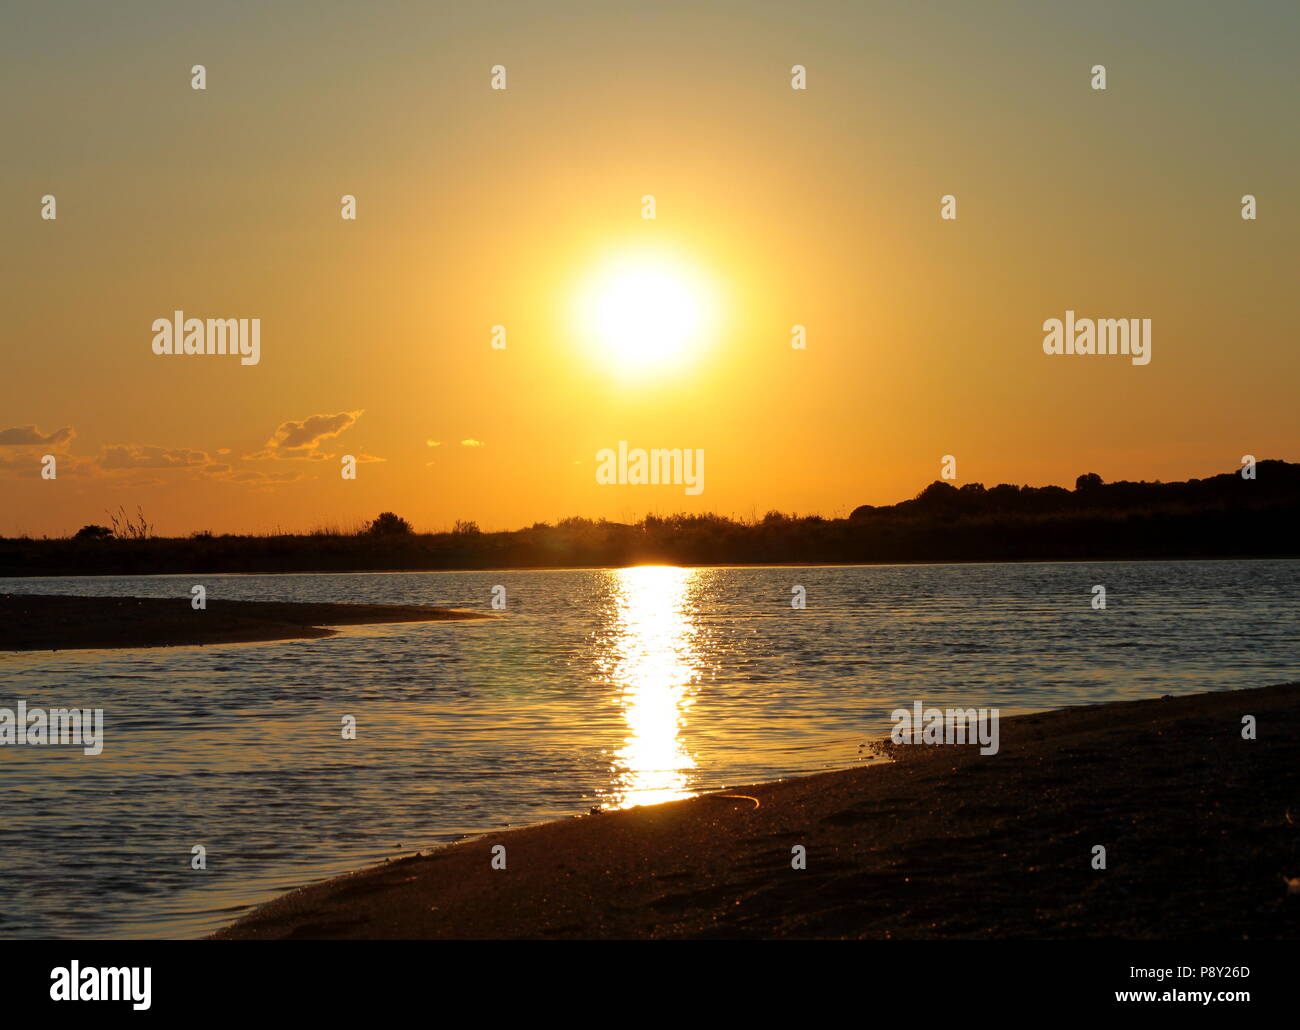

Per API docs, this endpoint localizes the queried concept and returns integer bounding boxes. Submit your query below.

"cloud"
[98,444,212,470]
[0,424,75,449]
[265,410,363,453]
[229,469,303,484]
[0,419,327,488]
[2,437,218,480]
[245,410,365,460]
[0,425,82,477]
[461,439,485,447]
[426,440,441,447]
[0,412,378,488]
[0,452,71,476]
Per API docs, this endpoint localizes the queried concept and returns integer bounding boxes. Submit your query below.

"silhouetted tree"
[1075,472,1104,491]
[915,481,961,510]
[365,512,413,536]
[74,524,113,540]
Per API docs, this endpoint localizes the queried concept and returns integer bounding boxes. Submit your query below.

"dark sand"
[214,682,1300,939]
[0,593,491,651]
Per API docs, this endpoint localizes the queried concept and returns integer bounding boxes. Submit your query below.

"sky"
[1,0,1297,535]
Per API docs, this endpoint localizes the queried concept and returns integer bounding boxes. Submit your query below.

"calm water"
[1,560,1297,939]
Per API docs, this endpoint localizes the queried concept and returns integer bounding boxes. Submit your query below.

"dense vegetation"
[2,461,1296,576]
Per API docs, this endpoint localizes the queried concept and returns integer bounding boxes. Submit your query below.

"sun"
[573,250,718,377]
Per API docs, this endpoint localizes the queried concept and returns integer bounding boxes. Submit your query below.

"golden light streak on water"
[604,565,701,808]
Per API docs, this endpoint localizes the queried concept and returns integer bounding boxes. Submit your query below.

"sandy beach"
[0,593,491,651]
[213,681,1300,940]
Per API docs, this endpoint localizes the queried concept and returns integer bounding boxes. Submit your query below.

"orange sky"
[2,1,1297,535]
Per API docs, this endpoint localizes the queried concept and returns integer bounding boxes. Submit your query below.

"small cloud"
[0,452,85,477]
[229,469,303,484]
[0,424,75,449]
[0,424,81,477]
[248,410,364,459]
[98,444,211,471]
[426,440,441,448]
[461,439,485,447]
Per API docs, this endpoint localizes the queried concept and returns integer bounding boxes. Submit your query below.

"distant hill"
[1,461,1297,576]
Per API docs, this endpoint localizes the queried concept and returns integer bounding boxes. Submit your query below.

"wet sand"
[213,681,1300,939]
[0,593,491,651]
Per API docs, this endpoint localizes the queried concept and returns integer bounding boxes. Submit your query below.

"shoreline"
[0,594,492,651]
[213,681,1300,940]
[3,554,1296,581]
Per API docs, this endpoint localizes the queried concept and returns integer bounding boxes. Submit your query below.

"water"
[1,560,1296,939]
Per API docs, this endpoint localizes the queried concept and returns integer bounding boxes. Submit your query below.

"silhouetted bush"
[365,512,413,536]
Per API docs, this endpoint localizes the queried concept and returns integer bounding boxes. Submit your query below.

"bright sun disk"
[574,252,717,376]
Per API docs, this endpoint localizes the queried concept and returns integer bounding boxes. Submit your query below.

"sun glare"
[574,251,718,377]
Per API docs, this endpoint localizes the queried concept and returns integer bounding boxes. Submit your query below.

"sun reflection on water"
[602,565,701,809]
